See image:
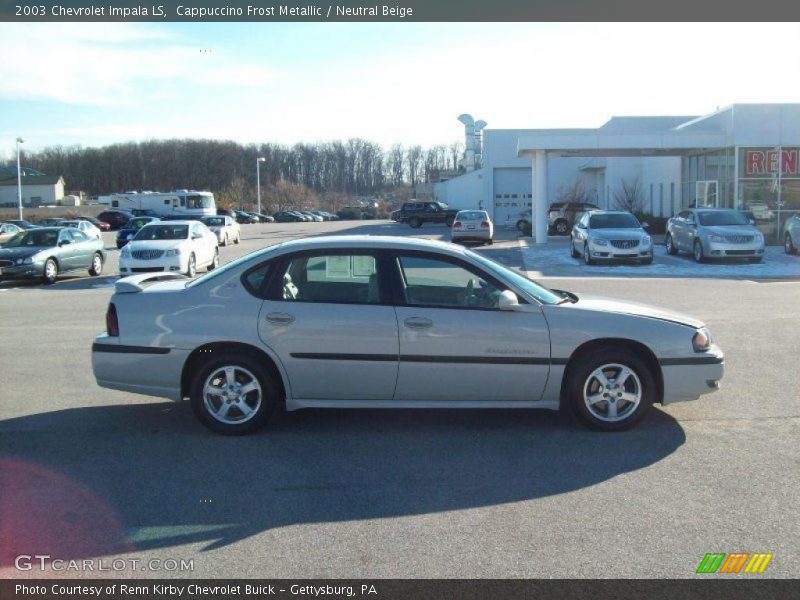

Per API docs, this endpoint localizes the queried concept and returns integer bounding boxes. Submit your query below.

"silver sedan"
[666,208,765,262]
[92,236,723,435]
[570,210,653,265]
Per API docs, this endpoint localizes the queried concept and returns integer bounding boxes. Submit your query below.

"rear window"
[456,211,488,221]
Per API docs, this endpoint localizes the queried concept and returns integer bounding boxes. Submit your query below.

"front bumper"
[705,241,765,258]
[119,254,187,275]
[661,345,724,404]
[0,262,45,279]
[588,243,653,261]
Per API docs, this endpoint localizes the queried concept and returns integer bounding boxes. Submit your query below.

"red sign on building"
[744,149,799,177]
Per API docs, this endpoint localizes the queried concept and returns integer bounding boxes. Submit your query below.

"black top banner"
[3,0,800,21]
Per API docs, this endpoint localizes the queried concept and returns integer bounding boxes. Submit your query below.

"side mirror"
[498,290,521,311]
[192,234,202,240]
[58,240,71,246]
[641,221,650,230]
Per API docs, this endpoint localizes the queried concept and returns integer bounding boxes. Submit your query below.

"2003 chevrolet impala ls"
[92,236,723,434]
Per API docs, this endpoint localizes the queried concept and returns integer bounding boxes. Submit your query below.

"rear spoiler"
[115,272,188,294]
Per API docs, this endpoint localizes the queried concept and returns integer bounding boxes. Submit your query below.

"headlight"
[641,235,651,246]
[120,246,130,256]
[708,234,724,243]
[590,237,608,246]
[754,231,764,242]
[692,327,712,352]
[164,249,181,257]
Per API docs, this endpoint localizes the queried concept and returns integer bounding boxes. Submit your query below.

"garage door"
[493,168,532,226]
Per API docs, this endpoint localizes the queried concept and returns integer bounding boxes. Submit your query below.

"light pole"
[16,137,24,220]
[256,157,266,215]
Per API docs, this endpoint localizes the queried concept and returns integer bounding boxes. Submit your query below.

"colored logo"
[696,552,773,574]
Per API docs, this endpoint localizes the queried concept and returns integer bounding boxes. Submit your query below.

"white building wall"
[0,181,64,207]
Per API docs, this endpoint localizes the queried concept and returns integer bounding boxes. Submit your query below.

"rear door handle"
[266,312,295,325]
[404,317,433,329]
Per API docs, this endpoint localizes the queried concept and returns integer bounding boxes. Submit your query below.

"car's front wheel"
[570,237,580,258]
[42,258,58,285]
[190,353,279,435]
[785,233,796,255]
[583,243,594,265]
[186,253,196,277]
[569,348,654,431]
[408,217,422,229]
[208,248,219,271]
[665,233,677,255]
[88,252,103,276]
[693,240,705,263]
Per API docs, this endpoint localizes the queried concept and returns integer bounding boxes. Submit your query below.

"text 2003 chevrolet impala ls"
[92,236,723,434]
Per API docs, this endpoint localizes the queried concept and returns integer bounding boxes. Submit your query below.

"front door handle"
[266,312,295,325]
[404,317,433,329]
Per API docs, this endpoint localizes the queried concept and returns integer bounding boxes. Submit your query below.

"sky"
[1,22,799,158]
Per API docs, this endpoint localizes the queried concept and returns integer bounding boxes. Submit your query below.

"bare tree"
[555,178,593,204]
[613,178,644,213]
[406,145,423,194]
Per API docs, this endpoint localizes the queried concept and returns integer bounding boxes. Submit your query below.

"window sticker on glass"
[325,255,351,278]
[352,255,376,278]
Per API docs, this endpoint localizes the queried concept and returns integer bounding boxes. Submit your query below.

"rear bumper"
[452,229,492,241]
[660,347,724,404]
[92,336,188,401]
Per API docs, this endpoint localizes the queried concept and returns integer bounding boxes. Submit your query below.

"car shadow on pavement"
[0,402,685,565]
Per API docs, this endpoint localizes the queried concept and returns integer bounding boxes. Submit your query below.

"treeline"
[7,138,465,200]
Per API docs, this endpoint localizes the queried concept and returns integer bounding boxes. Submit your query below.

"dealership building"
[434,104,800,243]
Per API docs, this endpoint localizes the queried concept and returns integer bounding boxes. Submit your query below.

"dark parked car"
[273,211,304,223]
[235,211,258,224]
[0,227,105,284]
[116,216,159,248]
[35,218,66,227]
[396,201,459,228]
[251,212,275,223]
[217,208,237,218]
[131,209,158,217]
[97,210,134,230]
[77,215,111,231]
[3,219,39,230]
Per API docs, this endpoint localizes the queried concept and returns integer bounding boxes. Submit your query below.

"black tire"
[88,252,103,276]
[570,237,580,258]
[516,219,529,232]
[665,233,678,255]
[42,258,58,285]
[693,240,705,263]
[583,243,594,266]
[555,219,569,235]
[568,347,655,431]
[186,253,196,277]
[234,233,240,244]
[208,248,219,271]
[408,217,422,229]
[785,233,796,255]
[486,238,493,245]
[640,256,654,265]
[221,234,228,247]
[189,352,279,435]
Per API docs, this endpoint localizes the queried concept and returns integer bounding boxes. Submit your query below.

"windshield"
[457,211,488,221]
[186,194,214,209]
[188,244,280,288]
[465,249,562,305]
[203,217,225,226]
[589,213,640,229]
[133,224,188,241]
[697,211,750,226]
[61,221,80,227]
[3,229,59,248]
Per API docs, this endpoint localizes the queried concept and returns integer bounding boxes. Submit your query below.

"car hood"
[589,228,646,239]
[703,225,759,237]
[0,246,50,259]
[126,240,186,251]
[564,294,704,328]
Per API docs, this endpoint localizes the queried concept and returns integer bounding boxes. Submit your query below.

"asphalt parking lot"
[0,219,798,578]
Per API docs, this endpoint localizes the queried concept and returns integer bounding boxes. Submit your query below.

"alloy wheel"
[202,366,263,425]
[583,363,642,423]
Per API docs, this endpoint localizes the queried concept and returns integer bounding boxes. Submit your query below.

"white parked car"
[60,219,102,240]
[119,220,219,277]
[201,215,240,246]
[93,236,723,435]
[451,210,494,245]
[570,210,653,265]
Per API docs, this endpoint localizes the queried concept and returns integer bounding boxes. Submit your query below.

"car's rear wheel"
[785,233,796,255]
[569,348,654,431]
[235,233,240,244]
[190,353,278,435]
[408,217,422,229]
[88,252,103,276]
[555,219,569,235]
[186,253,196,277]
[516,219,529,232]
[221,234,228,246]
[208,248,219,271]
[42,258,58,284]
[693,240,705,263]
[665,233,678,255]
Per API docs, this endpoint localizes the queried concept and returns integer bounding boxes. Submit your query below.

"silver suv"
[666,208,765,263]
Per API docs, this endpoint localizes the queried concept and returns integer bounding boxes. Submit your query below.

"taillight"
[453,221,462,228]
[480,221,490,228]
[106,302,119,337]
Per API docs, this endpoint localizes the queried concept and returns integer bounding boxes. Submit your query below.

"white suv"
[119,220,219,277]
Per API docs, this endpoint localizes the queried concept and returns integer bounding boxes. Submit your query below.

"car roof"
[587,210,633,216]
[142,220,195,226]
[273,235,468,255]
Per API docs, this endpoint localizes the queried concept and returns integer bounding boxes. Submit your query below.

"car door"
[190,223,209,265]
[391,251,550,402]
[69,229,94,267]
[257,249,399,401]
[680,211,698,250]
[670,211,686,249]
[57,229,82,270]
